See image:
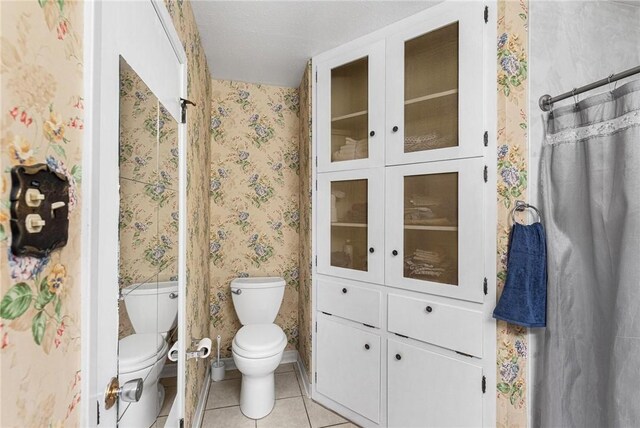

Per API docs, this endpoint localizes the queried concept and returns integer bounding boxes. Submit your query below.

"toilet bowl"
[118,280,178,428]
[230,277,287,419]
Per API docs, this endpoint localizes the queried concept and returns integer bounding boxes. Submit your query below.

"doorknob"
[104,377,144,410]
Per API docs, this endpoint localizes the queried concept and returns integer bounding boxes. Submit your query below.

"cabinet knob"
[342,288,347,294]
[364,344,370,350]
[425,306,433,313]
[392,126,399,132]
[392,250,398,256]
[395,354,402,361]
[369,130,375,137]
[369,247,375,254]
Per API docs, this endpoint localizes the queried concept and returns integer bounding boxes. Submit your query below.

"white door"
[384,158,484,302]
[317,169,384,284]
[316,316,381,423]
[387,339,483,428]
[385,1,484,165]
[86,1,186,426]
[316,41,385,172]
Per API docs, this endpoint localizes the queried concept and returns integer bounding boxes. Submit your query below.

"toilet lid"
[119,333,167,373]
[233,324,286,358]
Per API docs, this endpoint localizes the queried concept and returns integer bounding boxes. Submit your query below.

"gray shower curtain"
[534,79,640,427]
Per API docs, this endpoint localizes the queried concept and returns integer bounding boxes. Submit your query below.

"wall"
[209,80,300,357]
[0,1,210,426]
[0,1,84,426]
[164,1,213,426]
[496,1,529,427]
[298,61,313,378]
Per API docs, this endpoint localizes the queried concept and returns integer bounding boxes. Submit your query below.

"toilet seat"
[232,324,286,359]
[119,333,168,373]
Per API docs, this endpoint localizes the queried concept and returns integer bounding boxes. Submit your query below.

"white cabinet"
[317,168,385,284]
[387,339,483,428]
[316,41,385,172]
[317,276,382,328]
[384,158,484,302]
[386,2,485,165]
[317,316,381,423]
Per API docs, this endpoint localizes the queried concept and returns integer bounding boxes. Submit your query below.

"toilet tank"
[230,277,285,325]
[122,280,178,334]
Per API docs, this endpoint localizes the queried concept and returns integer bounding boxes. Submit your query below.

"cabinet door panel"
[317,317,381,423]
[317,41,385,172]
[386,2,484,165]
[388,340,483,427]
[385,158,483,302]
[317,276,382,327]
[317,169,384,284]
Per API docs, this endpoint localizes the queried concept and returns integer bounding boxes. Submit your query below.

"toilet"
[230,277,287,419]
[119,280,179,428]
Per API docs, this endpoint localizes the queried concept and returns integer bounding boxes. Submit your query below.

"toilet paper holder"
[186,337,212,360]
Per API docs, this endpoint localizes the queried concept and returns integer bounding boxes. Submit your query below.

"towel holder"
[511,200,542,225]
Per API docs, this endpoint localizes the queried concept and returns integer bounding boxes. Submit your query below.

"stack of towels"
[404,249,452,279]
[405,132,452,153]
[333,137,367,161]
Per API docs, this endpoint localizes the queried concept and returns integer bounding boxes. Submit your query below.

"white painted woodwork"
[317,277,383,328]
[317,316,381,423]
[387,293,483,357]
[387,339,483,428]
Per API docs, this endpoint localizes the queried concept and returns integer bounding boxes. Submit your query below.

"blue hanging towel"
[493,222,547,328]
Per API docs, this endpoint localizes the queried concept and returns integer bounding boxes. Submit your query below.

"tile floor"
[153,362,358,427]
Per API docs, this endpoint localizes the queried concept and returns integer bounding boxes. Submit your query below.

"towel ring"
[511,200,542,225]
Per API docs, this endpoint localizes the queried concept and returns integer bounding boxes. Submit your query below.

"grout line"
[295,365,314,428]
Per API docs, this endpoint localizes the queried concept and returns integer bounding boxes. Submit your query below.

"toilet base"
[240,373,276,419]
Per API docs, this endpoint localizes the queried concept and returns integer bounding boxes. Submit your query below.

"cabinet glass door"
[385,158,483,302]
[386,3,484,165]
[317,169,384,284]
[317,41,384,172]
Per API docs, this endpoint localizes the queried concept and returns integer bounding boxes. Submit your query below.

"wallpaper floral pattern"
[0,0,83,426]
[118,59,179,339]
[209,80,300,358]
[298,61,313,380]
[496,1,529,426]
[164,1,212,426]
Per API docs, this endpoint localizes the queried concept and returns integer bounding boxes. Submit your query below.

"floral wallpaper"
[0,0,83,426]
[209,79,300,358]
[496,1,529,426]
[298,61,313,380]
[164,1,212,426]
[118,59,179,339]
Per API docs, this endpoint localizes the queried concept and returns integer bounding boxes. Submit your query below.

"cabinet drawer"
[317,277,382,328]
[388,294,482,357]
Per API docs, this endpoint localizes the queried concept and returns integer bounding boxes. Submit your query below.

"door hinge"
[315,156,318,167]
[315,180,318,191]
[484,6,489,23]
[315,321,317,332]
[483,277,488,295]
[483,131,488,147]
[315,255,317,266]
[96,401,100,425]
[180,418,184,428]
[482,375,487,393]
[180,97,196,124]
[315,372,318,383]
[315,71,318,82]
[483,165,488,183]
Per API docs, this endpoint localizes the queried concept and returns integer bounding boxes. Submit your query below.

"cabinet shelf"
[404,89,458,106]
[404,224,457,231]
[331,110,368,122]
[332,222,368,228]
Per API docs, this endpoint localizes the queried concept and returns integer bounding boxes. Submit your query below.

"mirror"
[118,56,179,427]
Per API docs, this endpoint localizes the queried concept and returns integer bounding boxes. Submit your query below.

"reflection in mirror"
[118,56,179,427]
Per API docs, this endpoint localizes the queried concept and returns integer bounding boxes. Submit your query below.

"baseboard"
[191,365,211,428]
[161,362,177,379]
[296,354,312,398]
[218,349,299,371]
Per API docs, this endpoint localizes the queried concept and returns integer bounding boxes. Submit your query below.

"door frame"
[81,1,187,426]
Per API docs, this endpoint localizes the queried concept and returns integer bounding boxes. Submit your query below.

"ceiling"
[191,1,442,87]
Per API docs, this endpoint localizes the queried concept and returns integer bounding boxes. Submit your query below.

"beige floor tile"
[224,368,242,380]
[275,372,302,399]
[303,396,347,428]
[202,406,255,428]
[206,377,241,409]
[275,362,295,373]
[159,386,177,416]
[257,397,310,428]
[160,376,177,387]
[294,369,310,397]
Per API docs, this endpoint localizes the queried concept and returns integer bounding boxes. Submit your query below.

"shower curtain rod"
[538,64,640,111]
